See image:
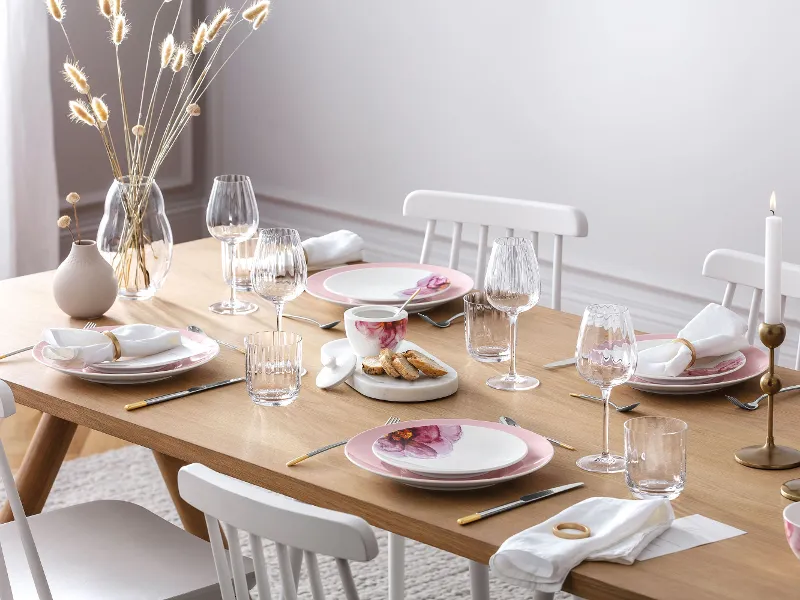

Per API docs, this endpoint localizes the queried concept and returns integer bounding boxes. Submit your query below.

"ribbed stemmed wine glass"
[205,175,259,315]
[575,304,638,473]
[484,237,541,391]
[251,228,307,331]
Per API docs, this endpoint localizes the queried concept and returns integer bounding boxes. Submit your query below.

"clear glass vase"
[97,177,173,300]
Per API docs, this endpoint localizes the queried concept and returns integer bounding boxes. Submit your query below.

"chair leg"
[468,561,490,600]
[388,533,405,600]
[533,593,556,600]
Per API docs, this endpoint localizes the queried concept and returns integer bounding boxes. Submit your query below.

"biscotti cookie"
[403,350,447,377]
[391,354,420,381]
[362,356,384,375]
[379,348,401,378]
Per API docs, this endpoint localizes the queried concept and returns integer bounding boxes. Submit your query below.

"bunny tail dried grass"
[192,23,208,55]
[112,0,122,17]
[69,100,97,127]
[206,7,231,41]
[160,34,176,68]
[171,45,187,72]
[252,8,269,30]
[91,96,110,125]
[98,0,113,19]
[63,59,90,94]
[112,13,128,45]
[242,1,269,22]
[46,0,64,22]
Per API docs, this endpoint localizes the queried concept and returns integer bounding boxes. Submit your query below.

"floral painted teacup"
[344,305,408,357]
[784,502,800,560]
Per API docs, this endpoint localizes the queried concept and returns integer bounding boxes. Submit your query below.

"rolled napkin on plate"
[490,497,673,593]
[42,325,182,369]
[302,230,364,270]
[636,303,749,378]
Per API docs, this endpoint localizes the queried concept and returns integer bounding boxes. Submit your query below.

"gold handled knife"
[125,377,245,411]
[457,482,585,525]
[499,416,576,451]
[543,357,576,370]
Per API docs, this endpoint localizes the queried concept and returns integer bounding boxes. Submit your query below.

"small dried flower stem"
[72,203,81,242]
[115,48,133,173]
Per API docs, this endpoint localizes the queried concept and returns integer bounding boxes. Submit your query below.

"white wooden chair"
[178,462,380,600]
[703,248,800,367]
[0,379,249,599]
[403,190,589,310]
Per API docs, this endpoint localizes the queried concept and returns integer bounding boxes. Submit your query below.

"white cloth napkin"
[302,230,364,270]
[635,303,749,377]
[42,325,182,369]
[490,497,674,593]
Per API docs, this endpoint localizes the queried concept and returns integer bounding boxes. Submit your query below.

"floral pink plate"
[32,326,219,385]
[325,266,451,302]
[307,263,474,313]
[346,419,554,490]
[634,338,747,383]
[628,334,768,395]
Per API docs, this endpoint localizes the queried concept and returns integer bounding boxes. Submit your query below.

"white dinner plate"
[633,339,747,384]
[324,267,451,303]
[372,423,528,478]
[33,327,220,384]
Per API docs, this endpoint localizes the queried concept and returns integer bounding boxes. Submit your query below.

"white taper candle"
[765,191,782,324]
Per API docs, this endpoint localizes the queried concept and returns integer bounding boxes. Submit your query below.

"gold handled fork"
[287,416,401,466]
[0,321,97,360]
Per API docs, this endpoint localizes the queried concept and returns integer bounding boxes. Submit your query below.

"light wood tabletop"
[1,237,799,600]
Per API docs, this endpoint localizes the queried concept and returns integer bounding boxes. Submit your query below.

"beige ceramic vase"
[53,241,118,319]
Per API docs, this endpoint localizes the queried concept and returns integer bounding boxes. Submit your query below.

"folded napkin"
[636,303,749,377]
[42,325,182,369]
[490,497,674,593]
[302,230,364,270]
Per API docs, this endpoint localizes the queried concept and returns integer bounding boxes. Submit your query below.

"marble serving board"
[320,339,459,402]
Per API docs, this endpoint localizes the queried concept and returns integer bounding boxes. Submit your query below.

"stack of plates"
[33,326,220,384]
[345,419,554,490]
[306,263,474,313]
[628,333,769,395]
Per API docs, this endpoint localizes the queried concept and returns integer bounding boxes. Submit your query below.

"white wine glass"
[205,175,259,315]
[251,227,307,331]
[575,304,638,473]
[484,237,541,391]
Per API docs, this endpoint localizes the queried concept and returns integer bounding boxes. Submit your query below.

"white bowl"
[344,305,408,357]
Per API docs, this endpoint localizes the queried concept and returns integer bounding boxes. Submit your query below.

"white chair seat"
[1,499,252,599]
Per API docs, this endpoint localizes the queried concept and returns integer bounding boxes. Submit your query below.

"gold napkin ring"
[552,522,591,540]
[672,337,697,369]
[102,331,122,361]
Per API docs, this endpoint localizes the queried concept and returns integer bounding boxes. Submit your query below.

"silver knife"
[500,416,576,451]
[124,377,245,411]
[543,357,576,370]
[457,482,585,525]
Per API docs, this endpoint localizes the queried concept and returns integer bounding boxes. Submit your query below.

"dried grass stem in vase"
[44,0,273,299]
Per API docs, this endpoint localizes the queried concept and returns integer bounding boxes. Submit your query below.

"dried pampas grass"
[69,100,97,127]
[192,23,208,55]
[206,7,230,41]
[243,1,269,22]
[63,60,90,94]
[46,0,64,22]
[160,34,175,68]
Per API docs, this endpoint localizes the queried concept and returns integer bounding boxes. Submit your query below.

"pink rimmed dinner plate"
[634,338,747,383]
[627,334,768,395]
[307,263,473,313]
[372,422,528,478]
[325,267,451,303]
[33,326,219,384]
[345,419,554,491]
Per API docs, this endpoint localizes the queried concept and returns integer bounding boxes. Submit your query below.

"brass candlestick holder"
[735,322,800,469]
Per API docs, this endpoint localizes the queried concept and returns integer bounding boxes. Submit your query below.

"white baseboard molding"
[255,190,800,368]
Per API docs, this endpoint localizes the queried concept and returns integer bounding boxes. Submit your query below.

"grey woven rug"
[6,445,577,599]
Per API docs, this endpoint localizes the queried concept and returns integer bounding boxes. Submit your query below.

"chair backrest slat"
[0,545,14,600]
[222,522,250,600]
[336,558,360,600]
[248,533,273,600]
[0,381,53,600]
[304,551,326,600]
[403,190,588,309]
[703,249,800,367]
[179,464,379,600]
[531,231,539,256]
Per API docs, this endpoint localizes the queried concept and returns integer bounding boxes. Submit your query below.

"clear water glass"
[222,236,258,292]
[624,417,687,499]
[464,291,510,362]
[575,304,638,473]
[206,175,259,315]
[484,237,541,391]
[251,228,307,331]
[245,331,302,406]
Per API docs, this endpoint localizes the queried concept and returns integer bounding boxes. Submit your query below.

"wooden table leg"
[0,413,77,523]
[152,450,211,541]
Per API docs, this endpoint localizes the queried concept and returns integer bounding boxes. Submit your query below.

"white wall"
[211,0,800,337]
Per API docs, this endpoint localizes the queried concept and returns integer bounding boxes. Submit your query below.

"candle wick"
[771,209,776,216]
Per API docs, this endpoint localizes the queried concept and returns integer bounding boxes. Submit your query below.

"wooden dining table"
[1,237,799,599]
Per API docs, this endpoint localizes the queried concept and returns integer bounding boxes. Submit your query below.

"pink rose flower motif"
[375,425,463,459]
[399,274,451,298]
[355,318,408,349]
[786,520,800,557]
